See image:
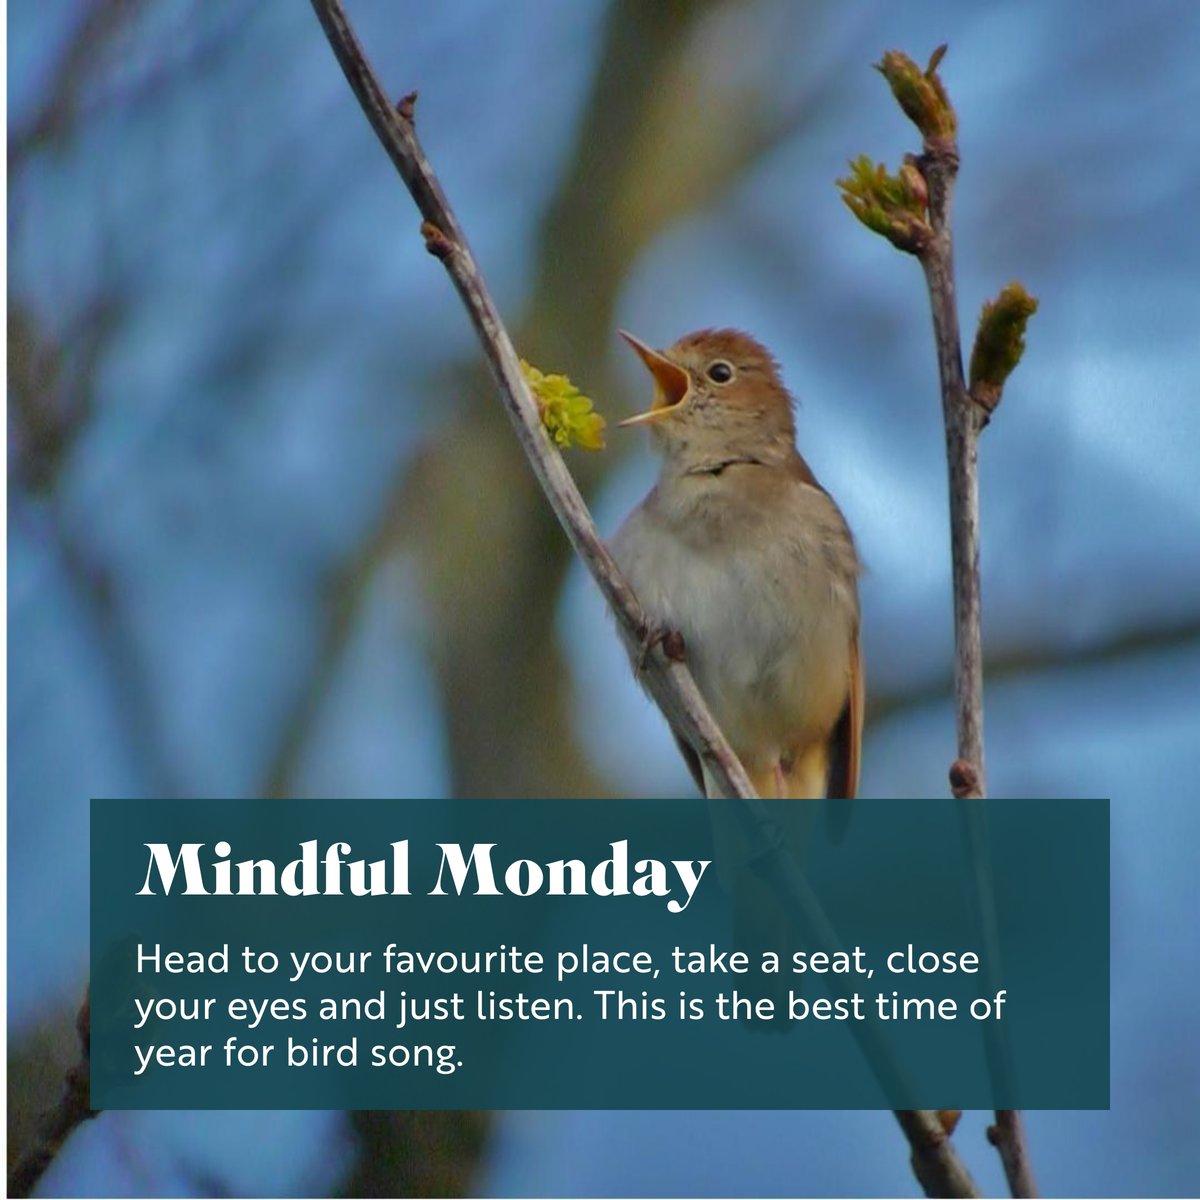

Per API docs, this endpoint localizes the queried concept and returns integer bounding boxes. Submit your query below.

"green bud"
[520,360,606,451]
[875,45,957,143]
[837,154,932,253]
[968,283,1038,411]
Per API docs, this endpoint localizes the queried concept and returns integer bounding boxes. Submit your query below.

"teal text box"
[90,797,1109,1110]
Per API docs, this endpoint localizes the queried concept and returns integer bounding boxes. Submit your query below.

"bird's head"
[618,327,797,468]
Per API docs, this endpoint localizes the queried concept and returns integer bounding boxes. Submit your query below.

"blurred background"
[7,0,1199,1195]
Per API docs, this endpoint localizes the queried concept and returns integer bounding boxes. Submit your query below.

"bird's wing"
[673,732,706,795]
[676,628,863,803]
[824,627,863,842]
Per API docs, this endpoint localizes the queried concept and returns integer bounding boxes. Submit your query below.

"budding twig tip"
[836,154,932,253]
[876,45,958,144]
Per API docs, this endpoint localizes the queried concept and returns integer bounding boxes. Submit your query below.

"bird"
[610,327,863,1012]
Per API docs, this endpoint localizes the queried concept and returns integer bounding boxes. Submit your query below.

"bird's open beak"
[618,330,691,427]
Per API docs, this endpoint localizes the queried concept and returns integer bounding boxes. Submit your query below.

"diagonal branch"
[286,2,850,807]
[308,0,755,802]
[309,6,984,1198]
[8,0,149,170]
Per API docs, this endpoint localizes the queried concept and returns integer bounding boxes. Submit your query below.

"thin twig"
[903,55,1039,1200]
[732,799,979,1197]
[309,5,982,1196]
[989,1110,1039,1199]
[868,610,1200,726]
[8,993,96,1199]
[893,1110,981,1200]
[917,140,988,800]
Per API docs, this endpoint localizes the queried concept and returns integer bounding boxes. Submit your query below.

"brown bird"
[611,328,863,995]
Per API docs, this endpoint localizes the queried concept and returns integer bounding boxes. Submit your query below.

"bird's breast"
[611,483,857,769]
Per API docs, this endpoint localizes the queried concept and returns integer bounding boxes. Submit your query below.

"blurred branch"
[843,45,1039,1198]
[8,5,183,802]
[8,0,147,170]
[9,297,122,492]
[416,0,725,799]
[8,992,95,1199]
[346,1111,487,1199]
[869,613,1200,726]
[263,478,410,798]
[10,377,184,800]
[53,514,185,798]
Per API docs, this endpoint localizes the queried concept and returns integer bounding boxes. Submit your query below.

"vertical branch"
[840,46,1039,1199]
[989,1110,1038,1199]
[917,149,987,796]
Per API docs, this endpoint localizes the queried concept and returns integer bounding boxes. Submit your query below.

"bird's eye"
[707,360,734,384]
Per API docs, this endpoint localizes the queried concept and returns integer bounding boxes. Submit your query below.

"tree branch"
[910,70,1038,1200]
[869,611,1200,727]
[842,46,1041,1198]
[309,6,987,1198]
[919,167,988,799]
[730,797,980,1197]
[289,1,846,806]
[8,0,148,171]
[893,1109,981,1200]
[988,1110,1039,1199]
[8,992,95,1199]
[308,0,756,802]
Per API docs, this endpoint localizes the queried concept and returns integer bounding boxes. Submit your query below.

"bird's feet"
[635,623,686,673]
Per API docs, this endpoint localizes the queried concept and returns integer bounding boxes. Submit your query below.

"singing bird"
[611,328,863,987]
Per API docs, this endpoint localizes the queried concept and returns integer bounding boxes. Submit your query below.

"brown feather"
[824,630,863,840]
[826,630,863,801]
[672,732,704,794]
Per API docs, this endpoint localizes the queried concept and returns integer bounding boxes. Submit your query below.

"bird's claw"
[635,624,686,673]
